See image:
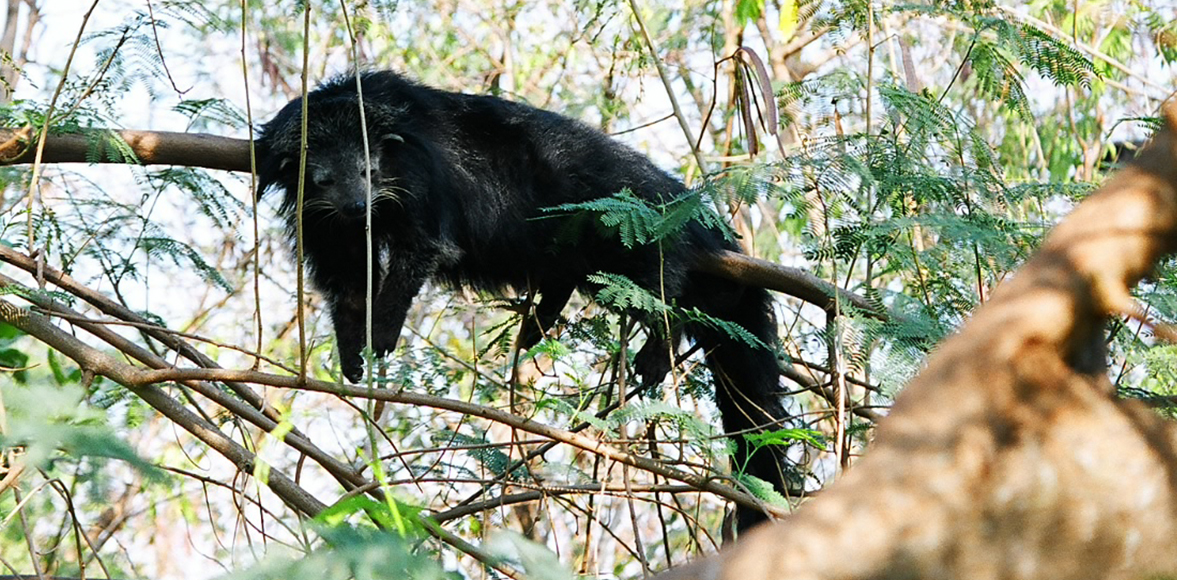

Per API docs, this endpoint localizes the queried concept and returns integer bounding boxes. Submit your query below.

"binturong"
[255,70,790,531]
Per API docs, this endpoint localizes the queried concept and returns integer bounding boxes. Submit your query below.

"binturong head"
[254,86,412,224]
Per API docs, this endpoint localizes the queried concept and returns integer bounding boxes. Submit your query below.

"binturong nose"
[340,199,368,219]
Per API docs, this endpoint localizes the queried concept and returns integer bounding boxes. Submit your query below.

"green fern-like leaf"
[612,400,719,441]
[878,84,961,141]
[444,430,527,480]
[545,187,734,247]
[545,189,662,248]
[173,98,248,130]
[1009,24,1097,88]
[149,167,247,232]
[587,272,670,314]
[744,427,825,450]
[733,472,790,508]
[138,236,233,292]
[968,40,1033,123]
[0,282,76,307]
[541,397,620,433]
[81,129,139,164]
[680,307,768,350]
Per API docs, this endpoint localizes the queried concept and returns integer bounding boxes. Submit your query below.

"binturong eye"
[382,133,404,146]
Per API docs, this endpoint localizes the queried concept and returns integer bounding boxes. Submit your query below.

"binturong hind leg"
[712,357,792,531]
[516,283,575,351]
[683,273,791,532]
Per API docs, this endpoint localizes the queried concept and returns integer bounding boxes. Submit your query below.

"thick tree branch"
[0,127,880,316]
[0,127,251,172]
[694,250,881,317]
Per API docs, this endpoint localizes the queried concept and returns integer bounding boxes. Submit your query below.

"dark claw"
[341,334,399,383]
[373,331,399,359]
[340,346,364,383]
[342,363,364,384]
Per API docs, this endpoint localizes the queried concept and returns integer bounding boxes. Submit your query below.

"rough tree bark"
[655,105,1177,580]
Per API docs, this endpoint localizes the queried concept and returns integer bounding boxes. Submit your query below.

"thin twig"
[24,0,101,288]
[0,298,328,518]
[0,297,781,519]
[625,0,708,173]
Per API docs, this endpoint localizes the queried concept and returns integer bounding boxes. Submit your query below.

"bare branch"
[0,244,277,419]
[0,271,373,498]
[0,299,329,518]
[123,365,787,519]
[0,127,251,172]
[0,270,785,521]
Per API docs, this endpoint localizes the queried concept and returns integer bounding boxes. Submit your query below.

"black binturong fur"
[255,71,790,531]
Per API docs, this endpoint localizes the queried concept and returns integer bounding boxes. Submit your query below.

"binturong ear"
[377,133,407,169]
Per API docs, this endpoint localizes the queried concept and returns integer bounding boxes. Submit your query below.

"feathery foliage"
[1,1,1173,578]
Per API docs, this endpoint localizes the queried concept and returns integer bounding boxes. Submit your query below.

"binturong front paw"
[340,346,366,384]
[338,331,401,383]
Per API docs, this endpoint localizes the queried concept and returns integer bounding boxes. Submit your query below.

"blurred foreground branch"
[655,105,1177,580]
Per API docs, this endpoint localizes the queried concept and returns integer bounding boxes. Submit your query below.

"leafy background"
[0,0,1175,579]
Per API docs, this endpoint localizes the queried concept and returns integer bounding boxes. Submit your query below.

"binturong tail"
[681,271,790,532]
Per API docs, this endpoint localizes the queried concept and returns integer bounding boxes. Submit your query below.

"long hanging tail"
[682,271,790,532]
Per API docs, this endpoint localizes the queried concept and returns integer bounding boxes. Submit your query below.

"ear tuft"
[255,156,290,200]
[255,176,273,200]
